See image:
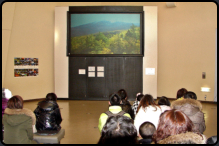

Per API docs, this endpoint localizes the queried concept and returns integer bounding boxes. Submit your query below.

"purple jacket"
[2,98,8,118]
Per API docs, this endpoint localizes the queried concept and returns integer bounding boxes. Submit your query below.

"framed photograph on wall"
[14,57,39,77]
[67,7,144,57]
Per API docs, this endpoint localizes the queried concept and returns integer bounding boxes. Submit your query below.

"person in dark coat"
[34,93,62,134]
[117,89,135,120]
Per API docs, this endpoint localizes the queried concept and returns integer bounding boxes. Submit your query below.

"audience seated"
[3,95,37,144]
[184,91,197,100]
[176,88,187,100]
[98,93,131,133]
[2,88,12,140]
[2,88,12,118]
[117,89,135,120]
[138,122,156,144]
[152,109,207,144]
[131,93,144,115]
[121,103,135,120]
[97,115,138,144]
[134,94,162,135]
[157,96,172,112]
[117,89,130,105]
[171,91,206,134]
[34,93,62,134]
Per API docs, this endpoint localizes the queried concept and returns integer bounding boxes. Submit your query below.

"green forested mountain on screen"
[70,24,140,54]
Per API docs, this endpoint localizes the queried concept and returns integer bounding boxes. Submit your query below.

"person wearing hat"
[98,93,131,133]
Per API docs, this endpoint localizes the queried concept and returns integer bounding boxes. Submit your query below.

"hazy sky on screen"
[71,14,140,27]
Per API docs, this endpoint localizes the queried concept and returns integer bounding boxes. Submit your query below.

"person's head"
[158,96,170,106]
[117,89,127,101]
[153,109,194,143]
[136,94,158,114]
[184,91,197,100]
[7,95,23,109]
[136,93,144,101]
[98,115,138,144]
[109,93,121,106]
[46,93,57,101]
[139,122,156,139]
[176,88,187,99]
[2,88,12,99]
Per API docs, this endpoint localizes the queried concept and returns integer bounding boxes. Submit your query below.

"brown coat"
[171,98,206,133]
[157,132,207,144]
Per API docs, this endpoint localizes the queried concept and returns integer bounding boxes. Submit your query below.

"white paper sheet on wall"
[145,68,155,75]
[88,66,95,71]
[97,66,104,71]
[78,69,86,75]
[88,72,95,77]
[97,72,104,77]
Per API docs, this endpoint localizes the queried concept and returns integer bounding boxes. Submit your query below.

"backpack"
[105,110,126,120]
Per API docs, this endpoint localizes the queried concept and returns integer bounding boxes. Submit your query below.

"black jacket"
[34,100,62,134]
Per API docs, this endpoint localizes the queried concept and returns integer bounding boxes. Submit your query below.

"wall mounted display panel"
[67,6,144,57]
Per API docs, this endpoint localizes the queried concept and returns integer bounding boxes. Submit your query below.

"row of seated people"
[2,88,217,144]
[98,88,216,144]
[2,88,62,144]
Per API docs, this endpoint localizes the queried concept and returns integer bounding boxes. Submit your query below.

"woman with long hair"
[152,109,207,144]
[134,94,162,135]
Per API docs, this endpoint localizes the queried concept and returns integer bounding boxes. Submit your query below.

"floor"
[23,99,217,144]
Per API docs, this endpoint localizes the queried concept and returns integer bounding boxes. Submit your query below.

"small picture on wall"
[14,69,38,77]
[14,57,39,77]
[14,58,38,66]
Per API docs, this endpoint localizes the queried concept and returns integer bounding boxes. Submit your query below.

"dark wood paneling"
[86,57,106,99]
[69,57,142,100]
[69,57,87,99]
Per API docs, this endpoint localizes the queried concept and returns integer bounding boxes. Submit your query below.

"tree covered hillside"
[71,24,140,54]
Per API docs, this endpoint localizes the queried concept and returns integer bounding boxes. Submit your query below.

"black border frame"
[67,6,144,57]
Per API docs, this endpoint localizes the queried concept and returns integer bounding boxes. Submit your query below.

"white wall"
[143,6,158,98]
[54,7,69,98]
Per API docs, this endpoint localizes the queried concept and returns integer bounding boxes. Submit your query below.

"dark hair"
[109,93,121,106]
[136,94,160,114]
[136,93,144,101]
[46,93,57,101]
[98,115,138,144]
[176,88,187,99]
[206,136,217,144]
[139,122,156,139]
[2,88,5,98]
[152,109,194,143]
[7,95,23,109]
[117,89,127,103]
[184,91,197,100]
[121,104,135,120]
[158,96,170,106]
